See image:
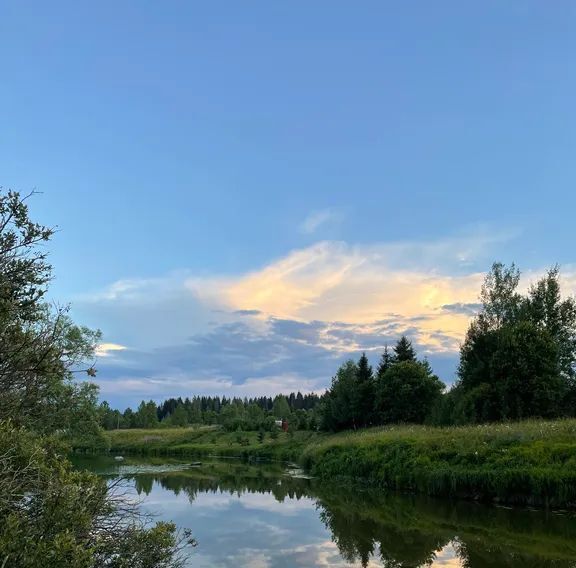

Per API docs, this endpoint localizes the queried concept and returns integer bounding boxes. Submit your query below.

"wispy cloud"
[95,342,128,357]
[299,209,340,234]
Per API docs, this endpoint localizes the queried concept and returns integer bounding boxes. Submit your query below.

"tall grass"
[75,419,576,507]
[74,425,316,462]
[301,419,576,507]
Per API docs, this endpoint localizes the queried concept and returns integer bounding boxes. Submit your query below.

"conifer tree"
[394,336,417,362]
[376,346,394,379]
[353,353,375,428]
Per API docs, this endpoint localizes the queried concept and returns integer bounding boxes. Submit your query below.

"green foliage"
[91,425,314,462]
[393,335,417,363]
[320,360,358,431]
[272,395,291,418]
[353,353,375,428]
[376,345,394,379]
[523,265,576,381]
[102,393,321,434]
[321,340,441,431]
[0,189,187,566]
[374,361,444,424]
[170,404,188,427]
[0,422,189,567]
[301,419,576,507]
[453,263,576,424]
[136,401,160,428]
[89,418,576,508]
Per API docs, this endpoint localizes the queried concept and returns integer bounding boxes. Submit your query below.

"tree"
[319,360,358,431]
[393,336,417,363]
[135,401,160,428]
[376,346,394,379]
[523,265,576,380]
[0,189,188,566]
[352,353,375,428]
[123,407,137,428]
[374,361,444,424]
[478,262,521,329]
[0,422,193,567]
[272,395,291,419]
[187,399,202,424]
[170,404,188,427]
[0,192,102,431]
[456,321,564,422]
[454,262,576,423]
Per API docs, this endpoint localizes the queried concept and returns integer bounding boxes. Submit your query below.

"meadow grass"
[301,419,576,507]
[88,425,317,461]
[77,419,576,507]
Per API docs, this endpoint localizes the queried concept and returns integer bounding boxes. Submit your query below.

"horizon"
[2,2,576,407]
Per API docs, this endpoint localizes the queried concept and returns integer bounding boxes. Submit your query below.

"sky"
[2,2,576,408]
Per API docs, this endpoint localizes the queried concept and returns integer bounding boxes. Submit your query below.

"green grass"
[301,419,576,507]
[74,419,576,507]
[79,425,317,461]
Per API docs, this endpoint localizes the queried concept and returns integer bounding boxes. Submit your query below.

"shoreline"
[73,418,576,509]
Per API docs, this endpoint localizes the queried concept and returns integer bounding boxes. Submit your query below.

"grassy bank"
[77,419,576,507]
[78,425,317,461]
[302,420,576,508]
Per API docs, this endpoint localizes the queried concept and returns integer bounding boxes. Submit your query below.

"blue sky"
[2,2,576,408]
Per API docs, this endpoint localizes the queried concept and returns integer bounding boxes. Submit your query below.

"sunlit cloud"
[76,229,572,404]
[191,238,494,352]
[95,342,128,357]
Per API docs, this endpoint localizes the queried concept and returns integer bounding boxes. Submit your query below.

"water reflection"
[73,456,576,568]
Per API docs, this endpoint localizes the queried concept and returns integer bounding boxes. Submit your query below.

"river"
[73,455,576,567]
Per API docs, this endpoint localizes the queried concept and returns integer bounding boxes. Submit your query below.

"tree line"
[319,338,444,431]
[100,392,321,431]
[320,262,576,431]
[101,261,576,435]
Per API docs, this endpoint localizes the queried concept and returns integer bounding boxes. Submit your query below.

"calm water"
[73,456,576,568]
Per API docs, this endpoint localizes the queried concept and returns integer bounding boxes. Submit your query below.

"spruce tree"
[394,336,417,362]
[376,346,394,379]
[354,353,375,428]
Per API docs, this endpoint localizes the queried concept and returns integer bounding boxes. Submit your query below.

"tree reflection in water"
[95,458,576,568]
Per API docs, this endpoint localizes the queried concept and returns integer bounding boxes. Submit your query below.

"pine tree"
[353,353,375,428]
[376,346,394,379]
[394,336,417,362]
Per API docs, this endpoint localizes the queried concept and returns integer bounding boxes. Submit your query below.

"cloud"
[299,209,340,234]
[441,302,482,316]
[73,230,535,405]
[95,342,127,357]
[233,309,262,316]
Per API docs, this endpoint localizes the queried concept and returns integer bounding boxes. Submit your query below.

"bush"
[0,422,192,567]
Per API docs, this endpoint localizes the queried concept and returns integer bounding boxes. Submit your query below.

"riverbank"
[86,425,316,461]
[76,419,576,507]
[302,420,576,508]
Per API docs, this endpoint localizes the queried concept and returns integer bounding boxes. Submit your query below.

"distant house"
[274,419,289,432]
